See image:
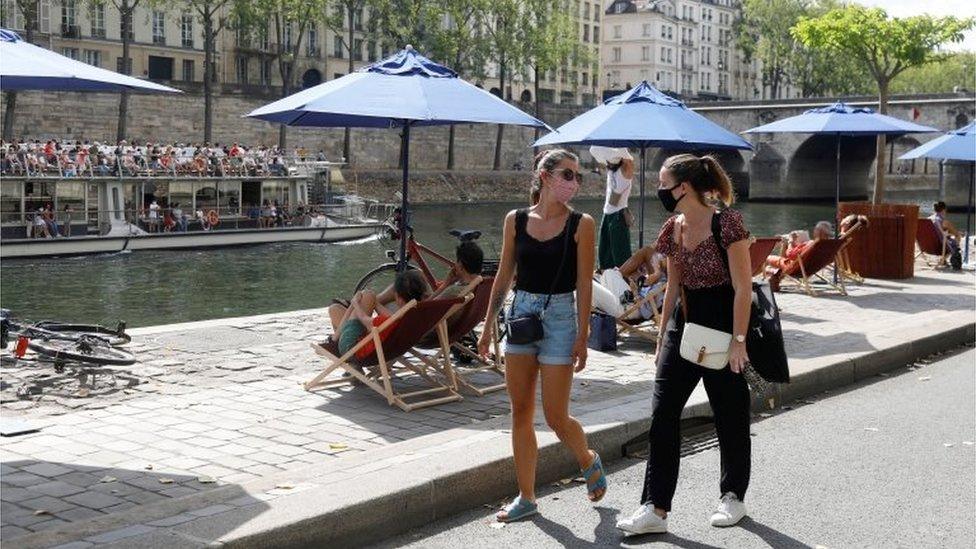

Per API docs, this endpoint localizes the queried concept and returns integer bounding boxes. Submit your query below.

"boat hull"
[0,224,383,259]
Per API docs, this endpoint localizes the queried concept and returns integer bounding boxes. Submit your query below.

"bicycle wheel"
[28,336,136,366]
[354,263,419,295]
[34,321,130,347]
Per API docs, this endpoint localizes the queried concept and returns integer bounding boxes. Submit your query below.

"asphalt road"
[374,347,976,549]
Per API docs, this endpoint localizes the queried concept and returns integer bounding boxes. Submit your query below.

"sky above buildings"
[861,0,976,51]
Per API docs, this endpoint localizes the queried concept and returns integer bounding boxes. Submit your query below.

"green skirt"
[599,210,632,270]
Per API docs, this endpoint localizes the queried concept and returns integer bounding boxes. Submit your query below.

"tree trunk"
[872,80,890,204]
[343,3,355,165]
[3,92,16,141]
[492,58,506,171]
[117,8,132,142]
[203,17,214,143]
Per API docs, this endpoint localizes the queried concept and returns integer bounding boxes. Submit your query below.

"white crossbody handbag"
[679,322,731,369]
[674,216,732,369]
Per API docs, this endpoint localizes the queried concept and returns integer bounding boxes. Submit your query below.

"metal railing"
[2,201,395,238]
[0,152,317,179]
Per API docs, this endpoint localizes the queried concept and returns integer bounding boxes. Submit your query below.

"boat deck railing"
[0,153,339,180]
[3,200,394,239]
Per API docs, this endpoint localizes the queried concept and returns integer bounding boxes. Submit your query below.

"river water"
[0,199,963,328]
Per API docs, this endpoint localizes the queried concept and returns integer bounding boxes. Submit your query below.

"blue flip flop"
[496,495,538,522]
[582,452,608,502]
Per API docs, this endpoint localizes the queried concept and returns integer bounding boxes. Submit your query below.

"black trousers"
[640,285,751,511]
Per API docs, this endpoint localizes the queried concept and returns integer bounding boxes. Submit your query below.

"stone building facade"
[601,0,797,101]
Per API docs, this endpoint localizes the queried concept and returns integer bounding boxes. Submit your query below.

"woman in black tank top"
[477,148,608,523]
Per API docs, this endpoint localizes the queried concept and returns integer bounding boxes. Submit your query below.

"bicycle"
[1,309,135,372]
[354,208,499,294]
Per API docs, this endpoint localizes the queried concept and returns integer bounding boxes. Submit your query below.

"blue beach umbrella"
[899,122,976,262]
[744,102,938,230]
[0,28,179,93]
[533,81,752,246]
[247,46,548,267]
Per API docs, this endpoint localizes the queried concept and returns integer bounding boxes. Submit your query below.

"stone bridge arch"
[786,134,876,200]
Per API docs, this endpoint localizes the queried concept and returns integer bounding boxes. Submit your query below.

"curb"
[13,319,975,549]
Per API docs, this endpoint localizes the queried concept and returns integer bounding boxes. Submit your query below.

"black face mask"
[657,185,686,212]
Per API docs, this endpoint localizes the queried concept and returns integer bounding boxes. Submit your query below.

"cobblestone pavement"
[1,267,972,541]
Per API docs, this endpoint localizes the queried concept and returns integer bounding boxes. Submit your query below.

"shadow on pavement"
[738,516,811,548]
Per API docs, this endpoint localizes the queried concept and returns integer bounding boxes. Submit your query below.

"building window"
[62,47,79,60]
[668,26,673,40]
[236,56,248,84]
[613,25,621,39]
[61,0,76,26]
[152,11,165,45]
[284,22,293,54]
[612,47,621,62]
[353,38,363,61]
[642,23,650,37]
[367,40,377,62]
[261,59,272,84]
[334,35,344,58]
[182,59,194,81]
[88,3,104,38]
[641,46,649,62]
[660,47,665,62]
[307,24,318,57]
[181,13,193,48]
[594,4,600,21]
[661,25,666,39]
[593,26,599,43]
[667,48,672,63]
[583,25,589,42]
[83,49,100,67]
[582,72,588,86]
[584,2,590,20]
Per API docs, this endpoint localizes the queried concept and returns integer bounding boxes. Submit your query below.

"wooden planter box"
[838,202,919,279]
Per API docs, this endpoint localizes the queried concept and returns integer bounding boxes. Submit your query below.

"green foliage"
[735,0,808,97]
[890,52,976,94]
[792,5,974,86]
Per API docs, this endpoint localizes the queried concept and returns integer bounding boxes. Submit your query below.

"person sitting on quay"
[32,208,50,238]
[593,243,667,319]
[929,201,963,270]
[327,269,430,373]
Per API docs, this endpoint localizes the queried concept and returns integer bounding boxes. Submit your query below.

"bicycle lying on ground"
[1,309,135,371]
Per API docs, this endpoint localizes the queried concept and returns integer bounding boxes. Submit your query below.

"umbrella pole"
[639,146,646,248]
[398,123,410,271]
[966,162,974,265]
[834,135,840,284]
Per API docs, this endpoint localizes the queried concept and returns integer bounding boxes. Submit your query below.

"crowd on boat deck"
[0,139,333,178]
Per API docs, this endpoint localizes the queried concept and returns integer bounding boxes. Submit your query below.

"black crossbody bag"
[711,211,790,383]
[506,213,575,345]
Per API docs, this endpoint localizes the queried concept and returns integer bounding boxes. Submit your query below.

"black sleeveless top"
[514,208,581,294]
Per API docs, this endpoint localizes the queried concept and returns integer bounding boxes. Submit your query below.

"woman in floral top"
[617,154,754,536]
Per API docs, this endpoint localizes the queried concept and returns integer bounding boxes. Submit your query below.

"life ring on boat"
[206,210,220,227]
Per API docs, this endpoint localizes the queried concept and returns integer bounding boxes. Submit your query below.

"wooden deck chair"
[413,276,506,396]
[775,238,850,296]
[750,237,781,277]
[615,282,666,341]
[915,218,949,269]
[836,217,868,284]
[305,296,465,412]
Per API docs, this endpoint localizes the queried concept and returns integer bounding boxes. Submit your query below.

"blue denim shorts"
[504,291,578,365]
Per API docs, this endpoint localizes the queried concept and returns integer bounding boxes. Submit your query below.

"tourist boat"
[0,163,392,259]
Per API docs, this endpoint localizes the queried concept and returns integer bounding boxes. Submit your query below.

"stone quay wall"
[0,90,583,172]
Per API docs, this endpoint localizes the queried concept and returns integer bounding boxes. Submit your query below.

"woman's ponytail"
[700,155,734,207]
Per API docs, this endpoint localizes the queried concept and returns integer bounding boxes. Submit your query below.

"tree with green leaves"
[735,0,808,100]
[521,0,578,148]
[184,0,234,143]
[103,0,147,141]
[321,0,372,165]
[890,52,976,95]
[241,0,327,149]
[793,6,974,203]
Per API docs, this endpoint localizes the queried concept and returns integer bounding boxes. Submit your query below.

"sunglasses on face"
[548,168,583,184]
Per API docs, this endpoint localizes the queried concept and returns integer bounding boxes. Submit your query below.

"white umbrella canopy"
[0,28,179,93]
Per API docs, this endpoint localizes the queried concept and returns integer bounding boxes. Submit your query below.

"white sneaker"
[616,503,668,535]
[710,492,747,527]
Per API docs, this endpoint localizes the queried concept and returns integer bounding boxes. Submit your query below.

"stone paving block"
[54,505,105,522]
[123,490,168,505]
[29,480,87,498]
[187,504,234,517]
[183,436,227,449]
[159,485,198,498]
[64,491,126,510]
[248,451,292,466]
[101,501,139,514]
[147,513,196,527]
[28,517,70,532]
[1,524,30,539]
[84,524,156,544]
[262,444,309,458]
[212,442,256,457]
[21,462,74,477]
[19,495,77,513]
[51,541,94,549]
[270,433,317,446]
[79,450,136,467]
[190,464,239,479]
